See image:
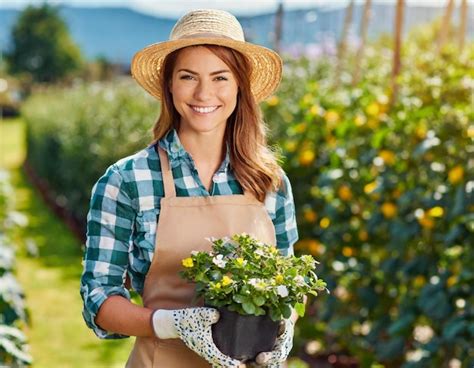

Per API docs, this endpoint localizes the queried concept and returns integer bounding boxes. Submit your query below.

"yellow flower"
[320,217,330,229]
[182,257,194,268]
[275,274,284,284]
[310,104,321,116]
[303,208,317,223]
[468,125,474,138]
[414,276,426,288]
[381,202,397,218]
[342,246,354,257]
[354,114,365,126]
[236,257,245,266]
[427,206,444,218]
[284,140,297,153]
[358,230,369,242]
[308,240,323,255]
[222,275,233,286]
[448,166,464,184]
[299,149,316,166]
[379,150,396,166]
[364,181,377,194]
[294,122,307,134]
[324,110,340,124]
[418,215,435,229]
[366,102,380,116]
[338,185,353,201]
[213,282,222,290]
[415,124,427,139]
[266,95,279,106]
[447,275,457,287]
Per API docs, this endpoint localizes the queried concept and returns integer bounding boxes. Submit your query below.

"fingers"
[198,307,220,324]
[255,351,272,365]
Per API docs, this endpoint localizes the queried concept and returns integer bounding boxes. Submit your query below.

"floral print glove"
[253,318,295,368]
[151,307,241,368]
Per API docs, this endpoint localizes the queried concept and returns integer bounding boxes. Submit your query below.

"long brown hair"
[152,45,282,201]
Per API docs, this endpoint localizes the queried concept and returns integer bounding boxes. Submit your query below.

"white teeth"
[191,105,219,113]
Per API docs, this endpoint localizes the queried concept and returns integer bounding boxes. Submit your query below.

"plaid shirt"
[80,129,298,338]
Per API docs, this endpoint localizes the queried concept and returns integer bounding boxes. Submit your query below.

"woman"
[80,9,298,368]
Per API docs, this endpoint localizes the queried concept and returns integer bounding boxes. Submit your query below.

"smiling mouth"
[189,105,220,114]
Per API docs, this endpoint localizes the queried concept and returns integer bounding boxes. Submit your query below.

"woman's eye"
[215,76,228,81]
[180,75,195,80]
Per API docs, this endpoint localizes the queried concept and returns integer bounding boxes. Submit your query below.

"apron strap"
[158,146,176,198]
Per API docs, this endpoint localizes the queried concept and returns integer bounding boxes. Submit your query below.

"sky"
[1,0,468,17]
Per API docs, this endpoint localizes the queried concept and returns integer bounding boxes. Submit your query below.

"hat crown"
[170,9,245,42]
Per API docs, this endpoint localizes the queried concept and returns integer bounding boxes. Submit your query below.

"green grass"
[1,117,133,367]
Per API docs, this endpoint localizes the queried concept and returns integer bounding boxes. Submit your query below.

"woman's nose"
[193,80,213,101]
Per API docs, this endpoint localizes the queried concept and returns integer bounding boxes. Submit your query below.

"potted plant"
[180,233,328,363]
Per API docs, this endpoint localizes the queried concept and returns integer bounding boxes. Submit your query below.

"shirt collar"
[157,129,231,173]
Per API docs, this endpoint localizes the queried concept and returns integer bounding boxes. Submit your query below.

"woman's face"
[170,46,239,137]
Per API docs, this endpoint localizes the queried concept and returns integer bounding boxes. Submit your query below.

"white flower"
[255,248,266,257]
[248,278,267,291]
[294,275,306,287]
[277,285,289,298]
[212,254,227,268]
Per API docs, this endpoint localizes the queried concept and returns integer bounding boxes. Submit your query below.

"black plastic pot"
[211,306,280,363]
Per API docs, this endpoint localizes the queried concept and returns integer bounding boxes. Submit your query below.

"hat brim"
[131,37,282,103]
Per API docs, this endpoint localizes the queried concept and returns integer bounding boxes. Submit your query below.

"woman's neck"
[177,128,226,168]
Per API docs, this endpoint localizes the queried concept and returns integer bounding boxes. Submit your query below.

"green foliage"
[5,4,82,83]
[180,233,328,321]
[0,172,31,366]
[261,36,474,366]
[22,80,158,224]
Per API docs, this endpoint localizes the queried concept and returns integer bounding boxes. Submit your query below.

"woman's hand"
[253,318,295,368]
[151,307,242,368]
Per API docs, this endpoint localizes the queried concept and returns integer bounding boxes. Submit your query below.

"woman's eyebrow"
[177,68,231,75]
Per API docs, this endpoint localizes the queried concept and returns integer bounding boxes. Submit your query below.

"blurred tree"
[459,0,468,51]
[5,4,82,83]
[437,0,455,52]
[391,0,405,107]
[334,0,354,88]
[352,0,372,86]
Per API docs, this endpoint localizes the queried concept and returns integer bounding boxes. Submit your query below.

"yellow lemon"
[448,166,464,184]
[294,122,307,134]
[354,114,365,126]
[381,202,397,218]
[447,275,457,287]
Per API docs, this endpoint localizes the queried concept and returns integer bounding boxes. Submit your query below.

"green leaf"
[295,302,306,317]
[242,301,256,315]
[252,295,265,306]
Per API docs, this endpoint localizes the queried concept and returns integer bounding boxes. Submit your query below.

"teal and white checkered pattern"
[80,129,298,338]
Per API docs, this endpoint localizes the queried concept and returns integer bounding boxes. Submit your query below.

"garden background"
[0,0,472,367]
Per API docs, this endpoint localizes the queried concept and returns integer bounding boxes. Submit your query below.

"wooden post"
[391,0,404,107]
[437,0,455,53]
[335,0,355,88]
[274,1,284,53]
[352,0,372,86]
[459,0,468,51]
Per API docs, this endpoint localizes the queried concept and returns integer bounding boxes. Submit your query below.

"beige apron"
[126,147,277,367]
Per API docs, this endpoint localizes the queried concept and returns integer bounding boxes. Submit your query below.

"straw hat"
[131,9,283,102]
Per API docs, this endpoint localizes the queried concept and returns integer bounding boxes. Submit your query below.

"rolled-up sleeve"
[266,173,299,256]
[80,164,135,339]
